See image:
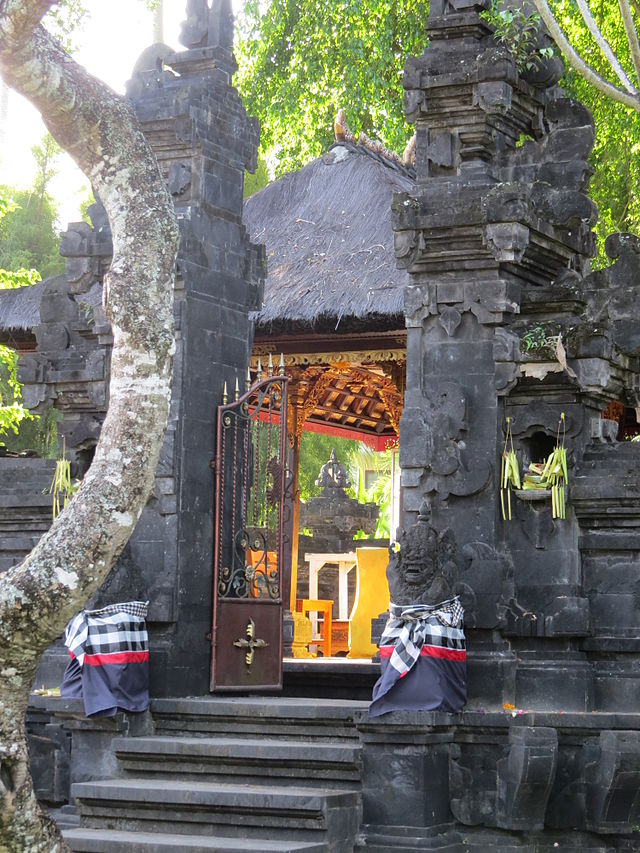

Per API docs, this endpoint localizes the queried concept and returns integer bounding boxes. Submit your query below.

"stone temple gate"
[1,0,640,849]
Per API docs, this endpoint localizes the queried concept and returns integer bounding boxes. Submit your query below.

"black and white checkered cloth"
[379,597,465,678]
[64,601,149,666]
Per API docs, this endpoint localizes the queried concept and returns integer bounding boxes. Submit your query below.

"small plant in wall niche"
[520,323,559,355]
[480,1,554,73]
[516,133,535,149]
[522,413,568,519]
[500,417,521,521]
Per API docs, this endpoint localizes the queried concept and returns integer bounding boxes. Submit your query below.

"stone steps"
[71,779,360,852]
[59,696,366,852]
[63,828,326,852]
[115,734,362,788]
[48,805,81,831]
[150,697,368,742]
[356,824,463,853]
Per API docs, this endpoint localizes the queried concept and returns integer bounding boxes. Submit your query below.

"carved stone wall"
[375,0,640,847]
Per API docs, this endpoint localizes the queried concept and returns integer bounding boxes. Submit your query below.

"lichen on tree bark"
[0,1,179,849]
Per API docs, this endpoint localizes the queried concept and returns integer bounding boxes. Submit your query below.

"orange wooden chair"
[301,598,333,657]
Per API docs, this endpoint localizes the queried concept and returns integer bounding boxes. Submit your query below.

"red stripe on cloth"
[83,651,149,666]
[379,645,466,661]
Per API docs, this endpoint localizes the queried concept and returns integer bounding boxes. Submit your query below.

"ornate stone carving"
[393,227,419,269]
[439,306,462,338]
[426,380,466,476]
[387,502,459,605]
[459,541,514,630]
[586,731,640,834]
[495,727,558,830]
[450,727,558,831]
[449,744,497,825]
[484,222,530,264]
[180,0,234,51]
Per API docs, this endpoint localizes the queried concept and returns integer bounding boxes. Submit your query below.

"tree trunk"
[153,0,164,43]
[0,2,179,849]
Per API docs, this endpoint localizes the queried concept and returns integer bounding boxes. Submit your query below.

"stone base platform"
[355,709,640,850]
[29,696,640,851]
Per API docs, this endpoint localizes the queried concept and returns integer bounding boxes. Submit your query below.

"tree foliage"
[0,344,32,443]
[0,133,65,277]
[533,1,640,264]
[235,0,429,175]
[43,0,87,51]
[244,157,270,198]
[238,0,640,266]
[298,432,393,538]
[298,431,359,502]
[481,1,553,73]
[0,188,37,446]
[0,187,64,277]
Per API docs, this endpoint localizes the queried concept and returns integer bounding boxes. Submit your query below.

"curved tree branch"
[0,0,54,36]
[576,0,637,93]
[533,0,640,112]
[0,0,179,849]
[618,0,640,88]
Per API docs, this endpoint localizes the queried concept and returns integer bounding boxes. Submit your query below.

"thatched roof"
[244,142,414,334]
[0,280,45,333]
[1,142,412,340]
[0,278,103,347]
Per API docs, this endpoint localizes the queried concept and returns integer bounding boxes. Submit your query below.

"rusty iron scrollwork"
[213,374,288,601]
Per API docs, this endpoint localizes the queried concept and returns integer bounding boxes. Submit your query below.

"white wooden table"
[304,551,357,634]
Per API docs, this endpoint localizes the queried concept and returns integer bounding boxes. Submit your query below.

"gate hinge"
[205,630,213,642]
[209,458,216,471]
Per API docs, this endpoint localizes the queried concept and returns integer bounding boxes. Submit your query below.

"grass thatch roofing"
[1,142,412,340]
[0,277,104,345]
[244,142,414,335]
[0,280,45,333]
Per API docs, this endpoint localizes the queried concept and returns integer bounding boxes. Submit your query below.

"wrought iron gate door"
[211,373,289,691]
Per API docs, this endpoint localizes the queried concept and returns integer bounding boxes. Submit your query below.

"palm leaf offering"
[521,413,568,520]
[49,437,79,520]
[500,417,521,521]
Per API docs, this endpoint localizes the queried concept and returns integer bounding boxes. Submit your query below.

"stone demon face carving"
[399,524,438,588]
[387,505,459,605]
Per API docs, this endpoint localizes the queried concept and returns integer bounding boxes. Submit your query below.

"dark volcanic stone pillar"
[96,12,264,697]
[393,0,599,710]
[382,0,640,847]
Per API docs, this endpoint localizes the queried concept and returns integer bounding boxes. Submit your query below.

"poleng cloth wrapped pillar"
[60,600,149,717]
[369,597,466,716]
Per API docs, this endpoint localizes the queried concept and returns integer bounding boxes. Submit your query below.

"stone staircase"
[62,696,369,853]
[0,457,56,573]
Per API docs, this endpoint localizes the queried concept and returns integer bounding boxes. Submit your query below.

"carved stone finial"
[387,502,459,605]
[208,0,234,51]
[180,0,234,51]
[180,0,208,48]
